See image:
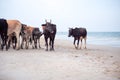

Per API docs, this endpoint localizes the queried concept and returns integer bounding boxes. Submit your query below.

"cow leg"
[1,37,4,50]
[39,38,41,48]
[51,39,55,51]
[80,37,83,49]
[0,37,1,50]
[12,40,15,49]
[21,37,24,49]
[5,35,8,50]
[0,36,1,50]
[34,41,37,49]
[34,36,37,49]
[8,40,11,49]
[14,37,17,49]
[12,37,16,49]
[26,39,28,49]
[0,34,7,50]
[49,38,52,51]
[38,38,41,48]
[31,37,35,49]
[6,36,11,50]
[15,33,20,50]
[84,37,87,49]
[50,37,55,51]
[74,37,77,49]
[77,38,80,49]
[32,36,36,49]
[45,36,48,51]
[0,34,4,50]
[26,37,30,49]
[32,36,35,49]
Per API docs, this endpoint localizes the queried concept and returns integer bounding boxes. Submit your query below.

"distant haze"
[0,0,120,32]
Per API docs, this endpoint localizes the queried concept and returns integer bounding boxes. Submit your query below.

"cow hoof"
[45,49,48,51]
[39,46,41,48]
[16,48,20,50]
[79,47,82,49]
[13,46,16,49]
[1,46,4,50]
[50,48,54,51]
[75,47,78,49]
[6,47,8,51]
[21,46,23,49]
[35,46,37,49]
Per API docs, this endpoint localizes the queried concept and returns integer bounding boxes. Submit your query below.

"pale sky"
[0,0,120,32]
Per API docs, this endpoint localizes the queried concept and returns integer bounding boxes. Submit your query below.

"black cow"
[41,20,57,51]
[0,18,8,50]
[32,28,43,49]
[0,35,1,49]
[68,27,87,49]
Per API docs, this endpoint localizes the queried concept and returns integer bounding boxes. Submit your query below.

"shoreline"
[56,32,120,48]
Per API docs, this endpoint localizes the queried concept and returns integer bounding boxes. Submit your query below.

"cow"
[32,28,43,49]
[68,27,87,49]
[20,25,34,49]
[0,18,8,50]
[21,25,42,49]
[6,20,22,50]
[41,20,57,51]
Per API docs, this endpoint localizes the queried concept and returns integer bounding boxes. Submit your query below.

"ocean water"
[56,32,120,47]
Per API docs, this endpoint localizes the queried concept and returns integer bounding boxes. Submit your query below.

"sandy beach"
[0,38,120,80]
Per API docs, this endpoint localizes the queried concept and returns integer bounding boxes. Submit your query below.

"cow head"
[42,20,55,34]
[21,24,27,35]
[68,28,73,37]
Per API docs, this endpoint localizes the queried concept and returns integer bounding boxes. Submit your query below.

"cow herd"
[0,18,87,51]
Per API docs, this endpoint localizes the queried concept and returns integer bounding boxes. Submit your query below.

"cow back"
[72,27,87,38]
[7,20,21,35]
[79,28,87,38]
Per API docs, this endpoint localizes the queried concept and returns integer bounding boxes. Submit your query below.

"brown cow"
[41,20,57,51]
[6,20,22,50]
[21,25,41,49]
[21,25,34,49]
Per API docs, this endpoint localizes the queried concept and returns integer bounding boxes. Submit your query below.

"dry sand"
[0,38,120,80]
